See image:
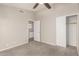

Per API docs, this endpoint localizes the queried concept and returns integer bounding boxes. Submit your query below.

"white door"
[56,16,66,47]
[34,20,40,42]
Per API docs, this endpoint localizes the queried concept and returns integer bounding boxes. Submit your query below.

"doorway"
[28,21,34,42]
[28,20,40,43]
[66,15,77,47]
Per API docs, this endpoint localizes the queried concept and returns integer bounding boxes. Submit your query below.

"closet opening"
[66,15,77,47]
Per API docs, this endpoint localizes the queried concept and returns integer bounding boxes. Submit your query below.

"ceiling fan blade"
[33,3,39,9]
[44,3,51,9]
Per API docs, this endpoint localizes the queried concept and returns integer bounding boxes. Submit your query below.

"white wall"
[0,4,34,51]
[35,3,79,46]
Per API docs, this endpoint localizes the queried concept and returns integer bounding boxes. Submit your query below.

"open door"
[34,20,40,42]
[56,16,66,47]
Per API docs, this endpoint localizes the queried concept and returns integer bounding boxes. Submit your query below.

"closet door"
[34,20,40,42]
[56,16,66,47]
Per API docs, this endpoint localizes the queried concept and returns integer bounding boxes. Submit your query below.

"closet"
[56,15,77,47]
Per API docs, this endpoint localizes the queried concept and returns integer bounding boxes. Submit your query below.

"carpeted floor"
[0,41,78,56]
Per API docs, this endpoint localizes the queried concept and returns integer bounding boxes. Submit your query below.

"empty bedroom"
[0,3,79,56]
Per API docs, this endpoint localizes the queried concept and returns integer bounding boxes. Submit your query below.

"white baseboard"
[41,41,56,46]
[0,42,28,52]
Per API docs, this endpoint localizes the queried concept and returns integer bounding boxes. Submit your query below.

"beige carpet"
[0,41,78,56]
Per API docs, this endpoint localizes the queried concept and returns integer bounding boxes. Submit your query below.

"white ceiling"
[1,3,53,11]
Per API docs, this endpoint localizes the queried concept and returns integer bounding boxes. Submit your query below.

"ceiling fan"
[33,3,51,9]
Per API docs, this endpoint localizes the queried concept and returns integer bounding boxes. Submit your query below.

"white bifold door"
[56,16,66,47]
[34,20,40,42]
